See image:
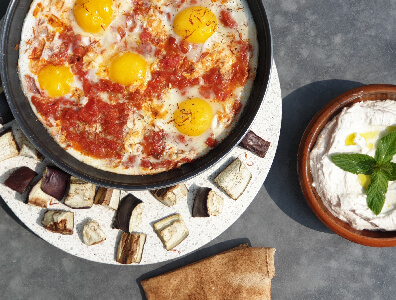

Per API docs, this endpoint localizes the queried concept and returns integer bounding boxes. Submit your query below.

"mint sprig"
[331,131,396,215]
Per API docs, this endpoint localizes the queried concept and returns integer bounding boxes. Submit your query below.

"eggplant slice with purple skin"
[4,166,37,194]
[94,187,121,210]
[192,187,224,217]
[239,130,271,158]
[113,194,143,233]
[27,179,53,208]
[41,166,70,201]
[150,183,188,207]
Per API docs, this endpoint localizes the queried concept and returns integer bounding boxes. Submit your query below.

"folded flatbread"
[141,244,275,300]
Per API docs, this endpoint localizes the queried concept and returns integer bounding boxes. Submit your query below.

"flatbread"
[141,244,275,300]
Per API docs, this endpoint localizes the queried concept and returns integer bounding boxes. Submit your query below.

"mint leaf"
[378,162,396,181]
[375,131,396,164]
[366,170,388,215]
[331,154,376,175]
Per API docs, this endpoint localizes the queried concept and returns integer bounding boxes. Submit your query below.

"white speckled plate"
[0,62,281,265]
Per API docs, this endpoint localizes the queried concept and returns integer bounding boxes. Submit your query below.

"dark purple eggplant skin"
[192,187,211,218]
[239,130,271,158]
[4,166,37,194]
[41,166,70,200]
[113,194,143,232]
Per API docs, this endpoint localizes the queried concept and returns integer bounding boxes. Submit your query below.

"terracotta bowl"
[298,84,396,247]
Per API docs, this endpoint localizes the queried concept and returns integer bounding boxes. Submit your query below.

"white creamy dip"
[310,100,396,231]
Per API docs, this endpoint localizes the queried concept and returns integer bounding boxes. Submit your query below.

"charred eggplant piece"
[0,129,19,162]
[41,166,70,201]
[41,210,74,235]
[150,183,188,207]
[154,214,188,250]
[116,232,146,264]
[113,194,143,233]
[4,166,37,194]
[94,187,121,210]
[82,220,106,246]
[27,179,53,208]
[192,187,224,217]
[12,127,43,161]
[239,130,271,158]
[214,158,252,200]
[64,177,95,209]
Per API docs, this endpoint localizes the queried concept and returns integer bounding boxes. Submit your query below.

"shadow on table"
[136,238,250,300]
[0,196,34,234]
[264,79,364,233]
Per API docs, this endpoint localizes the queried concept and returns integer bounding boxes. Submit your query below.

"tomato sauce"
[206,134,218,148]
[220,10,237,29]
[142,130,166,159]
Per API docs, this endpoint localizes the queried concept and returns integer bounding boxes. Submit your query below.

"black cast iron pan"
[0,0,272,190]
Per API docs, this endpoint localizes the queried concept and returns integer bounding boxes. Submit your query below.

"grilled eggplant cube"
[192,187,224,217]
[12,127,43,161]
[239,130,271,158]
[154,214,189,250]
[150,183,188,207]
[41,166,70,201]
[116,232,146,264]
[214,158,252,200]
[113,194,143,233]
[41,210,74,235]
[82,220,107,246]
[4,166,37,194]
[94,187,121,210]
[64,177,95,209]
[0,129,19,162]
[28,179,53,208]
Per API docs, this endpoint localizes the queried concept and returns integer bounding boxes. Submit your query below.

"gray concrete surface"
[1,0,396,299]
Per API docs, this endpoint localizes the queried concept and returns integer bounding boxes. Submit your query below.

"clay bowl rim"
[298,84,396,247]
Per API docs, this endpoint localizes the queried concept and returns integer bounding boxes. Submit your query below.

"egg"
[37,65,74,98]
[73,0,113,33]
[173,6,217,44]
[174,98,213,136]
[109,52,148,86]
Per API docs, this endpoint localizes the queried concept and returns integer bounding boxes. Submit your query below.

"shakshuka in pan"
[18,0,258,175]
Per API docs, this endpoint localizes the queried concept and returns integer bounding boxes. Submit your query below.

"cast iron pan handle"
[0,76,14,124]
[0,17,14,125]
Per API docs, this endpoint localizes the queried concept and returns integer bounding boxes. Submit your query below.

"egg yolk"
[73,0,113,33]
[173,6,217,44]
[174,98,213,136]
[109,52,147,86]
[37,65,74,98]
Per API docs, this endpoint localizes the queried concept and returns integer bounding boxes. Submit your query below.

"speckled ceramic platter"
[0,62,281,265]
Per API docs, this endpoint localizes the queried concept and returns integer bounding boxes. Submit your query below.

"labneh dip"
[310,100,396,231]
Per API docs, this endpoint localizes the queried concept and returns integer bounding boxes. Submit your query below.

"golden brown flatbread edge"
[141,244,275,300]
